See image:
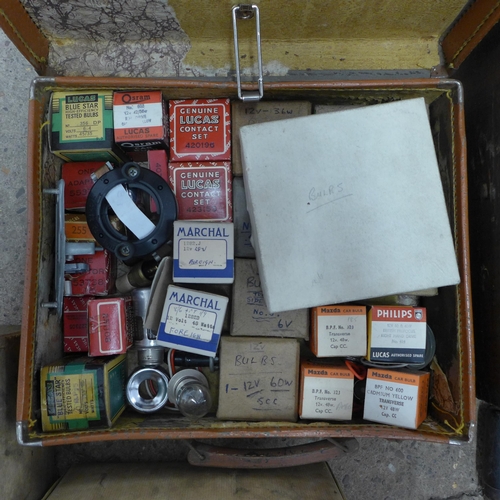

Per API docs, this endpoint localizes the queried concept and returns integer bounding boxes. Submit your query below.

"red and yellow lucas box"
[63,296,92,353]
[65,250,115,297]
[169,98,231,162]
[87,297,135,356]
[310,305,367,357]
[299,361,354,421]
[168,161,232,221]
[62,161,106,211]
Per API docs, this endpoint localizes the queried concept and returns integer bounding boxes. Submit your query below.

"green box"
[50,90,127,162]
[40,354,126,432]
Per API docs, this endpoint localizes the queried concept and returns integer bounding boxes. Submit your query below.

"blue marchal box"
[157,285,228,357]
[173,221,234,284]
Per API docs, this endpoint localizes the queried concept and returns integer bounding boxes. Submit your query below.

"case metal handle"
[186,438,359,468]
[232,4,264,101]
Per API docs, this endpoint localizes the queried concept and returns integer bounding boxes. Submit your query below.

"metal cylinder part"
[126,367,169,413]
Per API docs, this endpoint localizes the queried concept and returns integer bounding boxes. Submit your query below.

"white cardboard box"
[240,98,460,313]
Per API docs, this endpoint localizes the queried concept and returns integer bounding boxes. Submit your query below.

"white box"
[156,285,228,357]
[240,98,460,313]
[363,368,430,429]
[299,362,354,420]
[173,221,234,283]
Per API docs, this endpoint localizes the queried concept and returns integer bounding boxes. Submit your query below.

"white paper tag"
[114,102,163,129]
[179,239,226,269]
[105,184,155,239]
[165,304,216,342]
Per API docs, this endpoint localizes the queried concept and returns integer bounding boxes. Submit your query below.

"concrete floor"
[0,28,486,500]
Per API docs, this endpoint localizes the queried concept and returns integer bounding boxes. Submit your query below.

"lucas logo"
[372,351,390,358]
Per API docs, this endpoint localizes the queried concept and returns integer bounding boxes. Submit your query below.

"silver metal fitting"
[126,366,169,413]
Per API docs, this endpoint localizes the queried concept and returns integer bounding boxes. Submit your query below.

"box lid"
[1,0,498,76]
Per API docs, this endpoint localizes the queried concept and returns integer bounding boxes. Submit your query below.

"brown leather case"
[16,77,474,447]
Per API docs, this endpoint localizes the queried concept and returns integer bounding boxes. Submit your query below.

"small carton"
[113,91,168,153]
[217,337,300,421]
[87,297,135,356]
[173,221,234,284]
[62,161,106,211]
[156,285,228,357]
[169,98,231,162]
[63,296,92,353]
[50,90,126,163]
[148,149,169,213]
[65,213,95,242]
[299,361,354,420]
[168,161,233,222]
[231,100,312,175]
[233,177,255,258]
[368,306,427,364]
[40,354,127,432]
[363,368,430,429]
[65,250,115,296]
[231,258,308,338]
[310,305,367,357]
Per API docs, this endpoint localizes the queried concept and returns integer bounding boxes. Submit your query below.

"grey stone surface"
[0,26,485,500]
[0,331,57,500]
[0,30,37,326]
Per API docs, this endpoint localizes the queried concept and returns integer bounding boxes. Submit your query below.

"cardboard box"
[240,98,460,313]
[231,100,312,175]
[310,304,367,357]
[87,297,135,356]
[173,221,234,283]
[65,250,114,296]
[63,296,92,352]
[231,258,308,338]
[217,337,300,421]
[113,90,168,152]
[299,361,354,420]
[62,161,106,211]
[50,90,126,162]
[40,354,127,432]
[368,306,427,363]
[64,213,95,242]
[169,98,231,162]
[233,177,255,258]
[156,285,228,357]
[168,161,232,221]
[363,367,430,429]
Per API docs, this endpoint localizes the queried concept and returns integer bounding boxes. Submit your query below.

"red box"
[62,162,106,211]
[87,297,135,356]
[65,250,115,296]
[168,161,232,221]
[63,296,92,352]
[148,149,169,213]
[113,91,168,152]
[169,98,231,162]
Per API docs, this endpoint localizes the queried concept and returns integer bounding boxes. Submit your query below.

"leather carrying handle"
[187,438,358,468]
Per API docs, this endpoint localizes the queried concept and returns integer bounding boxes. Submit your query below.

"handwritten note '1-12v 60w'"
[217,337,300,422]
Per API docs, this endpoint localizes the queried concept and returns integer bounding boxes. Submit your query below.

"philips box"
[173,221,234,284]
[157,285,228,357]
[367,306,427,364]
